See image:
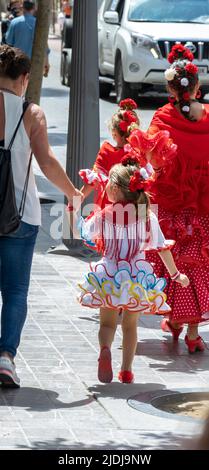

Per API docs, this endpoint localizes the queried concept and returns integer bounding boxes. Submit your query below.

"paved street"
[0,35,209,450]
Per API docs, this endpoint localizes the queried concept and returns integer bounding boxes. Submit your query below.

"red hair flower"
[121,154,140,166]
[167,52,175,64]
[185,62,198,75]
[123,111,137,123]
[183,50,194,62]
[168,44,194,64]
[173,44,187,54]
[119,98,137,110]
[119,110,138,133]
[183,91,190,101]
[119,120,129,132]
[129,170,141,192]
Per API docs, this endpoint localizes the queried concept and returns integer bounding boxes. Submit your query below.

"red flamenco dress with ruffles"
[147,103,209,325]
[78,204,174,314]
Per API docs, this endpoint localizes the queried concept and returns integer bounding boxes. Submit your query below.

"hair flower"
[119,110,138,133]
[119,98,137,110]
[164,68,176,81]
[139,168,149,180]
[168,44,194,63]
[183,92,190,101]
[121,154,140,166]
[180,77,189,87]
[185,62,198,75]
[119,120,129,132]
[123,111,138,124]
[182,105,190,113]
[129,170,143,192]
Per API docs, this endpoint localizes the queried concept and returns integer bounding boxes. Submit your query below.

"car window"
[105,0,125,20]
[107,0,121,10]
[128,0,209,24]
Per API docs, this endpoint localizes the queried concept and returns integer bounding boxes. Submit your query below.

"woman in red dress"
[139,44,209,353]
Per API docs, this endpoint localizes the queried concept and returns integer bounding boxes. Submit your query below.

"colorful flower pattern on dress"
[78,259,170,313]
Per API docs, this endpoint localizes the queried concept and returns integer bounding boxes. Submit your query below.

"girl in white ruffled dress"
[76,157,189,384]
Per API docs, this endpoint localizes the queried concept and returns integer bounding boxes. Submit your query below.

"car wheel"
[99,82,112,98]
[115,57,138,104]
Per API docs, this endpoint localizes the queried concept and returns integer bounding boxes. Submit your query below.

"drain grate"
[128,388,209,423]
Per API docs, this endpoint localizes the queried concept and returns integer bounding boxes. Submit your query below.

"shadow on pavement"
[41,87,69,98]
[88,382,165,400]
[136,337,209,373]
[48,132,67,147]
[16,432,192,449]
[0,387,94,412]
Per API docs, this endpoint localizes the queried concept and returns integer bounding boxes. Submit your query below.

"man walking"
[1,1,23,45]
[6,0,36,58]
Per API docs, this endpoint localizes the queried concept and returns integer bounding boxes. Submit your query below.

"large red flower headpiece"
[129,169,153,192]
[119,110,138,133]
[119,98,138,110]
[168,44,194,64]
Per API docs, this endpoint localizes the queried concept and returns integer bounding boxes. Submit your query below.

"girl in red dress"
[79,98,140,210]
[129,44,209,353]
[76,158,189,383]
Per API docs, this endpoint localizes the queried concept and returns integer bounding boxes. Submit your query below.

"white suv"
[99,0,209,102]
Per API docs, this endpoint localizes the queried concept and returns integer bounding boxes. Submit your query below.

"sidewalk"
[0,41,209,450]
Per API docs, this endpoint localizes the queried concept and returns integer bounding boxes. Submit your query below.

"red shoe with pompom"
[118,370,134,383]
[161,318,183,341]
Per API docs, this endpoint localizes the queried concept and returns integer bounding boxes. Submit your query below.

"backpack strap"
[7,100,33,218]
[7,100,30,150]
[18,150,33,217]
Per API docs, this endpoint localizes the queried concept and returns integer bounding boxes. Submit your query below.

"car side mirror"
[104,11,119,24]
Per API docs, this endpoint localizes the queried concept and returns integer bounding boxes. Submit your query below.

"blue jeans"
[0,221,39,357]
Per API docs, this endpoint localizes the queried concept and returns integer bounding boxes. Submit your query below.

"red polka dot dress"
[146,103,209,325]
[147,207,209,324]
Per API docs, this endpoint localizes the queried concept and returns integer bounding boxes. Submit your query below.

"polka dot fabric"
[146,207,209,324]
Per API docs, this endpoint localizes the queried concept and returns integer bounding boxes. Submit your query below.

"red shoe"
[118,370,134,383]
[185,335,205,354]
[98,346,113,383]
[161,318,183,341]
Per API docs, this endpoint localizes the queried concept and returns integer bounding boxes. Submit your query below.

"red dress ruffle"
[149,103,209,215]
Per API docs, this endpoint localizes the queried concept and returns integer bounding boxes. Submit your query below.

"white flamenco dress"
[78,204,175,314]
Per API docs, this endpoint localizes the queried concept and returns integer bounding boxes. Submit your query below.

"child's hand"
[68,189,83,212]
[176,273,190,288]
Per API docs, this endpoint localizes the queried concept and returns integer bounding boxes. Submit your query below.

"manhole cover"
[128,388,209,423]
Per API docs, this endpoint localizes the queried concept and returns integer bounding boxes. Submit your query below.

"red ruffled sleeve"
[128,127,177,170]
[148,103,209,215]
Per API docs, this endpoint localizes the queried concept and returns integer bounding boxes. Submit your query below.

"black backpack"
[0,101,32,236]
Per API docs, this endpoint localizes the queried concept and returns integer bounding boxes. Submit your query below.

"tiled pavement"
[1,249,209,450]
